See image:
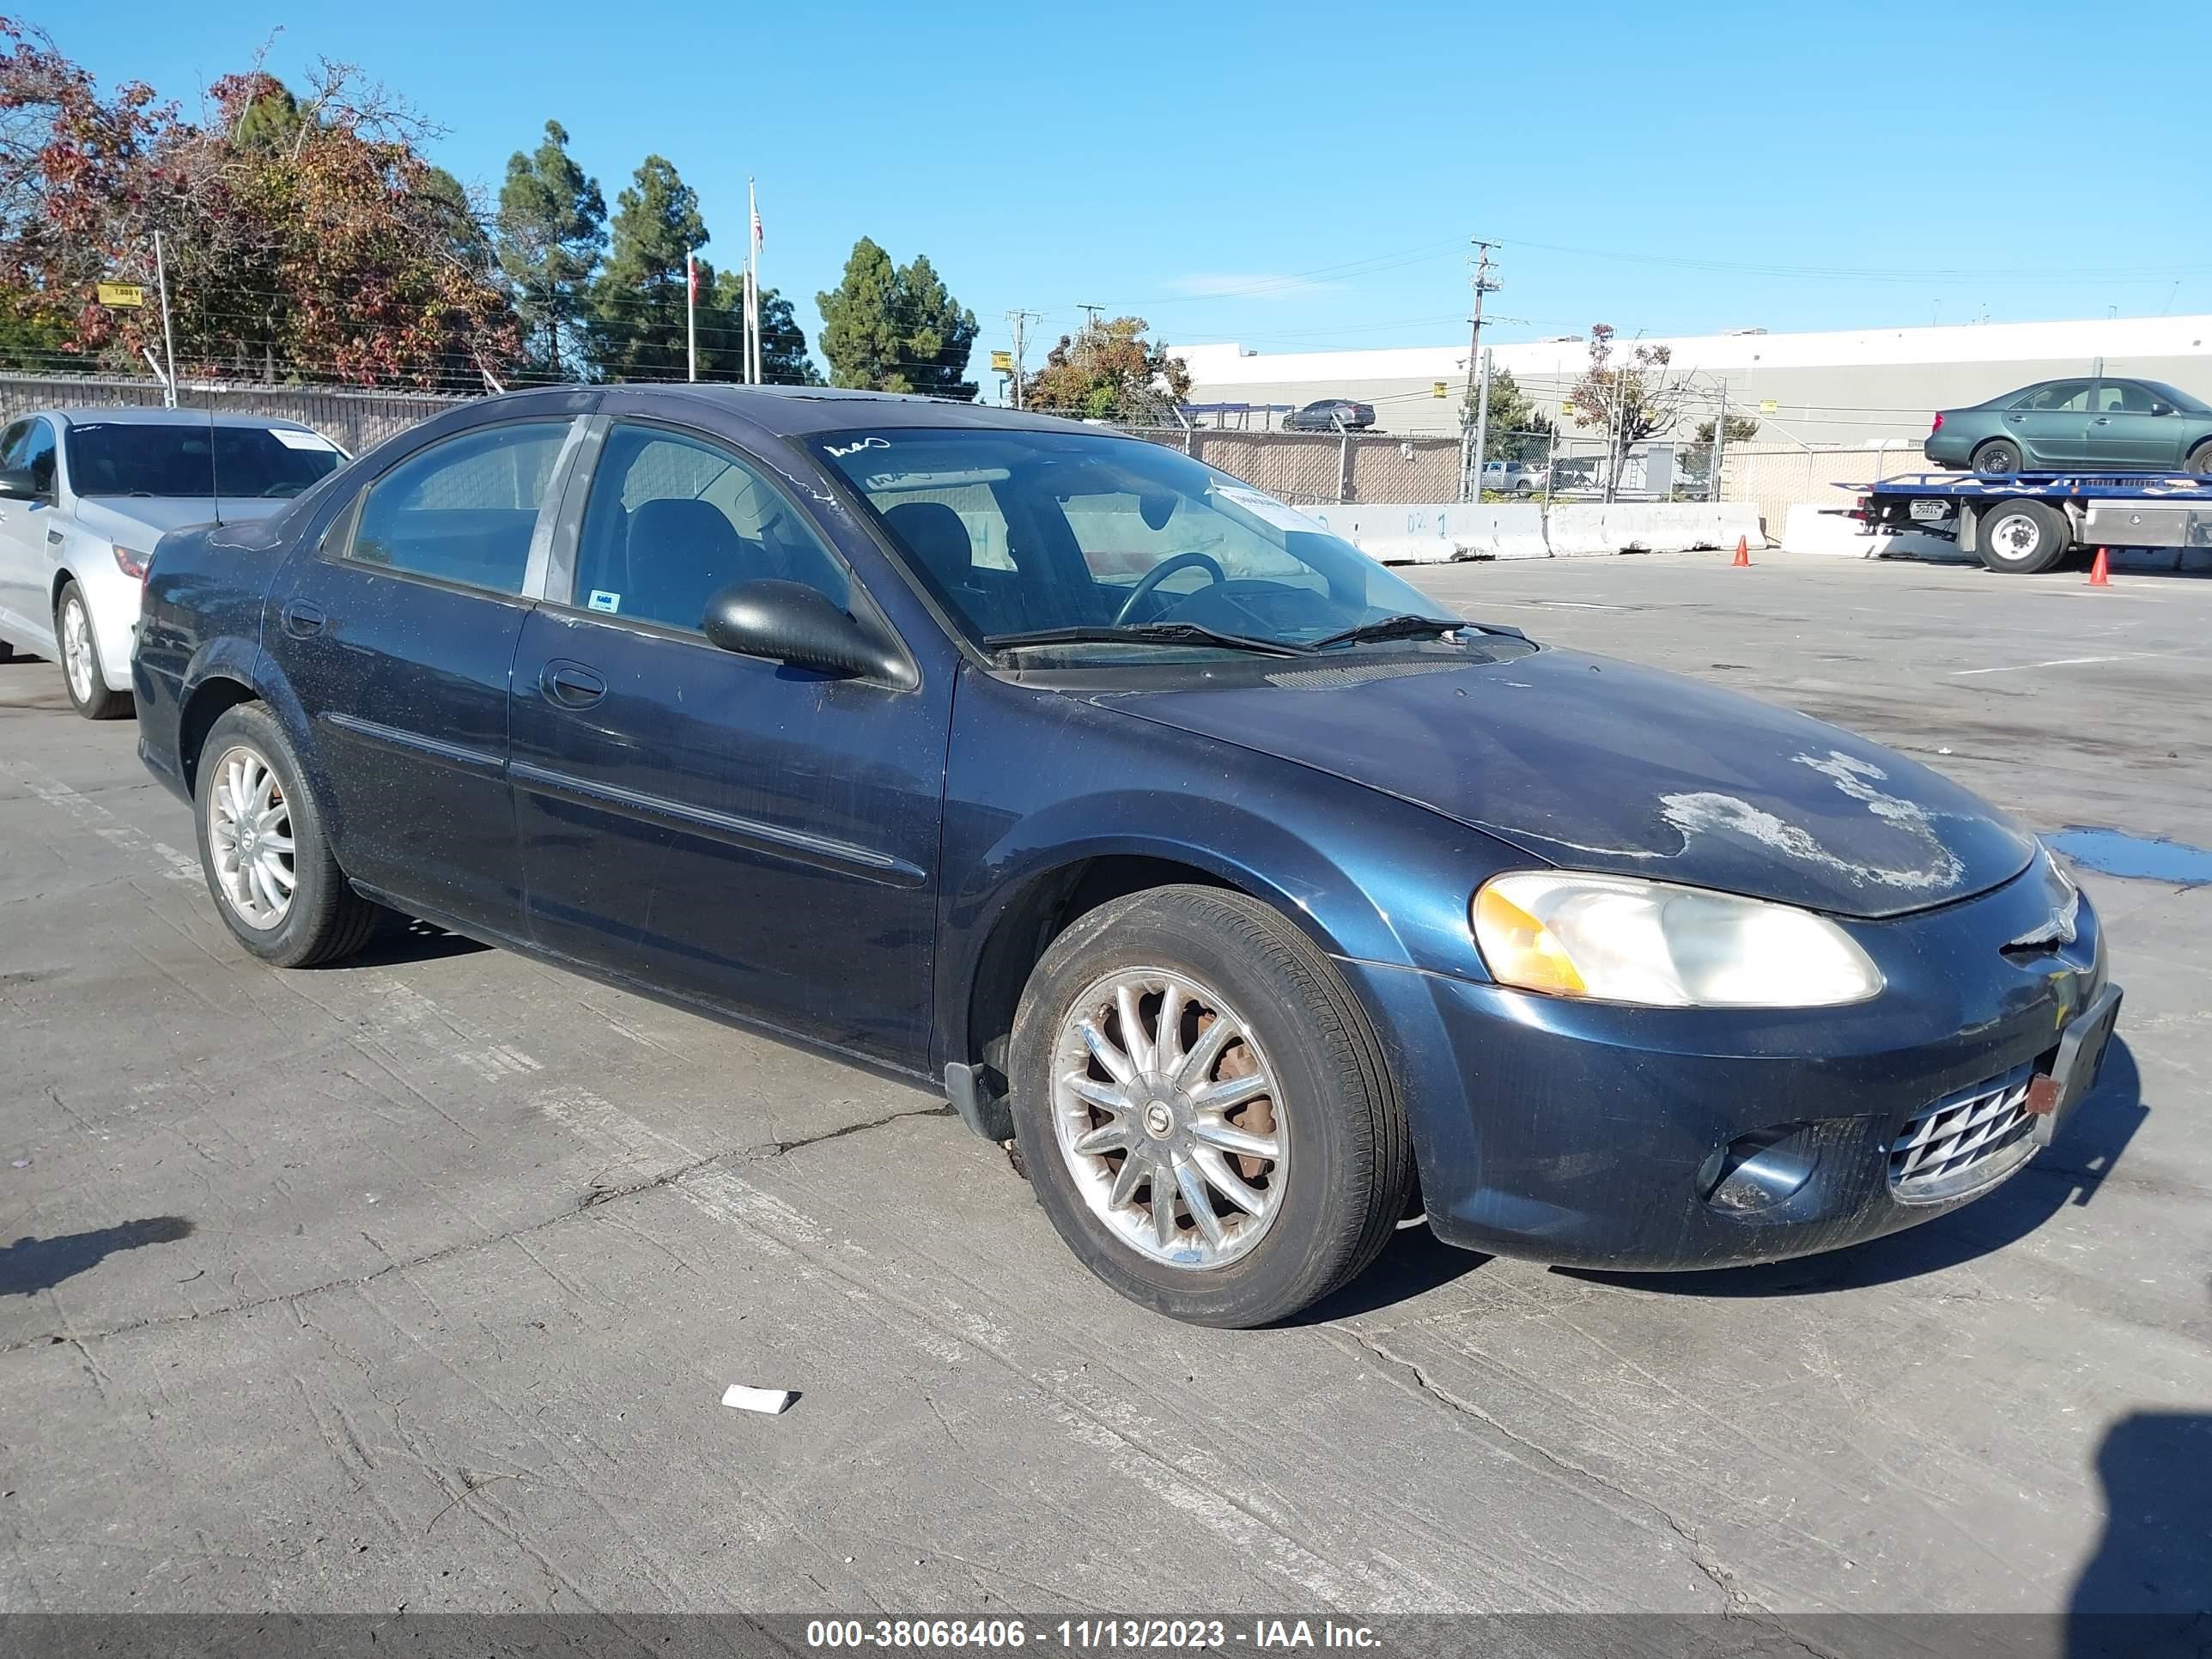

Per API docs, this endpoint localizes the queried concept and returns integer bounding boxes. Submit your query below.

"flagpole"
[746,177,762,385]
[684,249,697,382]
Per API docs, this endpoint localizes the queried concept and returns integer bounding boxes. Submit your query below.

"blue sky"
[61,0,2212,383]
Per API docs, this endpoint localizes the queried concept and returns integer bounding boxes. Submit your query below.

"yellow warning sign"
[96,283,147,307]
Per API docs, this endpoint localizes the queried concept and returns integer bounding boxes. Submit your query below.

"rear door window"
[346,422,570,596]
[2020,381,2092,413]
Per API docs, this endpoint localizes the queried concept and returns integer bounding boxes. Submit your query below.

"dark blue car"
[132,386,2121,1327]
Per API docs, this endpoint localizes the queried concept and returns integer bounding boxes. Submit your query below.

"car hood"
[74,495,294,542]
[1093,647,2036,920]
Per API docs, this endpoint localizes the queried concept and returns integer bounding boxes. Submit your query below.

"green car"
[1924,376,2212,475]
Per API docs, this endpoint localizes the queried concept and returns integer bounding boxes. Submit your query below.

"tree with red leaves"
[0,19,517,389]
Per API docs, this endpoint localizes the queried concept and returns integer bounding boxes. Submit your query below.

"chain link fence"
[1720,441,1925,543]
[0,372,465,456]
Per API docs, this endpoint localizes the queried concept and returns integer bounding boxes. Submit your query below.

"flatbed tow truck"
[1842,470,2212,574]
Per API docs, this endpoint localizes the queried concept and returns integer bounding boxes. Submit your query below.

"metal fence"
[1122,425,1462,505]
[0,373,466,456]
[1720,441,1926,542]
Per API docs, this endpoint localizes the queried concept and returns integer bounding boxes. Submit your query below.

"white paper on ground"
[721,1383,796,1415]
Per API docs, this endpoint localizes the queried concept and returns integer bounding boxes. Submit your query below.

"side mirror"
[701,580,907,683]
[2151,402,2174,416]
[0,466,42,501]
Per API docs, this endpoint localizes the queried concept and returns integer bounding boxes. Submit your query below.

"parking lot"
[3,550,2207,1620]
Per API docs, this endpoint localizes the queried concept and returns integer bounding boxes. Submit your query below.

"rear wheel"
[1971,439,2023,476]
[194,702,386,967]
[55,581,131,720]
[1978,499,2070,574]
[2186,441,2212,475]
[1008,885,1413,1328]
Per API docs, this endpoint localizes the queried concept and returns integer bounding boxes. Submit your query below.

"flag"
[686,251,698,302]
[750,180,763,252]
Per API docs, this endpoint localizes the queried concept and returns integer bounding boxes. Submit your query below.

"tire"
[1007,885,1413,1328]
[55,581,131,720]
[1977,498,2070,575]
[0,638,15,662]
[192,702,386,968]
[2186,441,2212,475]
[1971,439,2022,476]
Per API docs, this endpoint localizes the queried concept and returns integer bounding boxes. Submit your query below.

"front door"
[2005,380,2094,465]
[509,417,948,1068]
[270,415,583,933]
[2086,380,2186,469]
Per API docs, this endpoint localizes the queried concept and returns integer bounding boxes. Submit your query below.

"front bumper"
[1340,861,2112,1271]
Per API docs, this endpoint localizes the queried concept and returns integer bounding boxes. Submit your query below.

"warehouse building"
[1170,313,2212,448]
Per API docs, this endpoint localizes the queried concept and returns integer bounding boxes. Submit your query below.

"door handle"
[542,661,606,708]
[2093,416,2112,425]
[281,599,327,638]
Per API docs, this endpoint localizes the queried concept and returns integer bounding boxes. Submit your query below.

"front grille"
[1889,1063,2038,1205]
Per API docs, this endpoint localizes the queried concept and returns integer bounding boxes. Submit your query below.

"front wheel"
[1978,499,2070,574]
[193,702,387,967]
[1008,885,1414,1328]
[55,581,131,720]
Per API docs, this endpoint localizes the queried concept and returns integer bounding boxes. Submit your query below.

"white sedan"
[0,408,347,718]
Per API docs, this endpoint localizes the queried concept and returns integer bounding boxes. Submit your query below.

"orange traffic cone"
[1730,536,1751,567]
[2087,548,2111,586]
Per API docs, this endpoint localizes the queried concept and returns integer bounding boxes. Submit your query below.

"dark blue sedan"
[131,386,2121,1327]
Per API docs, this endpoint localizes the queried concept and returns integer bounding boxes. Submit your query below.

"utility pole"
[1006,307,1041,410]
[153,229,178,410]
[1456,240,1498,502]
[1077,303,1103,335]
[1470,348,1492,501]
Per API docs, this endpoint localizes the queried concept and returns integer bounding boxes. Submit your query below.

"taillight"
[112,544,151,582]
[1930,411,1944,433]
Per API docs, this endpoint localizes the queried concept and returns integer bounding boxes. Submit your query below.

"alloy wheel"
[205,744,297,930]
[1050,966,1285,1269]
[60,598,94,704]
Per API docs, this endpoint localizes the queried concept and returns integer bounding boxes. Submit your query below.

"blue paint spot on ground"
[2051,828,2212,885]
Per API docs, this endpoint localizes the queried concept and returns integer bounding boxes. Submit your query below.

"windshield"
[812,427,1462,658]
[65,422,344,500]
[2137,380,2211,415]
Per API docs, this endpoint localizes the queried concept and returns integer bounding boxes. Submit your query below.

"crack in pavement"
[0,1103,956,1357]
[1325,1322,1849,1649]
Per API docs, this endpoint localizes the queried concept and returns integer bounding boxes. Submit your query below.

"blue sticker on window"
[587,590,621,613]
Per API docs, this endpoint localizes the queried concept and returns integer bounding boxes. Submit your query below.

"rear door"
[2086,380,2185,469]
[509,414,949,1067]
[2006,380,2094,465]
[269,410,589,933]
[0,418,57,648]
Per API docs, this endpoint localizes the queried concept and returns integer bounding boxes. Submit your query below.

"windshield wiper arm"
[984,623,1312,658]
[1306,613,1465,650]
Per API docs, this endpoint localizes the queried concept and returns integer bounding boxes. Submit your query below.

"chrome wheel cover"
[205,744,296,930]
[1051,966,1285,1270]
[60,597,94,702]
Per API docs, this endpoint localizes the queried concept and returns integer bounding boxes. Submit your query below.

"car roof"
[540,384,1088,440]
[27,407,321,432]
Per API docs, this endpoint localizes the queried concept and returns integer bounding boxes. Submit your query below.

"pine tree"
[495,121,606,380]
[590,155,705,380]
[816,238,977,399]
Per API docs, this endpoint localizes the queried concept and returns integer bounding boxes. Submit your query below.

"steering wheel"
[1113,551,1227,625]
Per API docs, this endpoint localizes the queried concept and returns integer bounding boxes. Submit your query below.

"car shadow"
[1557,1036,2148,1299]
[1290,1225,1494,1324]
[341,917,489,969]
[0,1216,196,1297]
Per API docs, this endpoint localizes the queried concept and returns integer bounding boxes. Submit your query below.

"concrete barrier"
[1304,500,1770,563]
[1781,501,1970,562]
[1303,502,1548,564]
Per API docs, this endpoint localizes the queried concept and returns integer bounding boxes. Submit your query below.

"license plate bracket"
[2027,984,2123,1146]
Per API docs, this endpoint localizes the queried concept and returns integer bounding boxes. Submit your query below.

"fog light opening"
[1699,1126,1821,1217]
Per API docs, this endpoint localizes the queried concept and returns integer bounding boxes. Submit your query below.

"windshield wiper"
[983,623,1311,658]
[1306,613,1465,651]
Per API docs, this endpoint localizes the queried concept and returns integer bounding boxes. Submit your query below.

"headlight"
[1472,872,1884,1008]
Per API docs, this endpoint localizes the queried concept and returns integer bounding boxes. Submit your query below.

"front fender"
[935,669,1519,1069]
